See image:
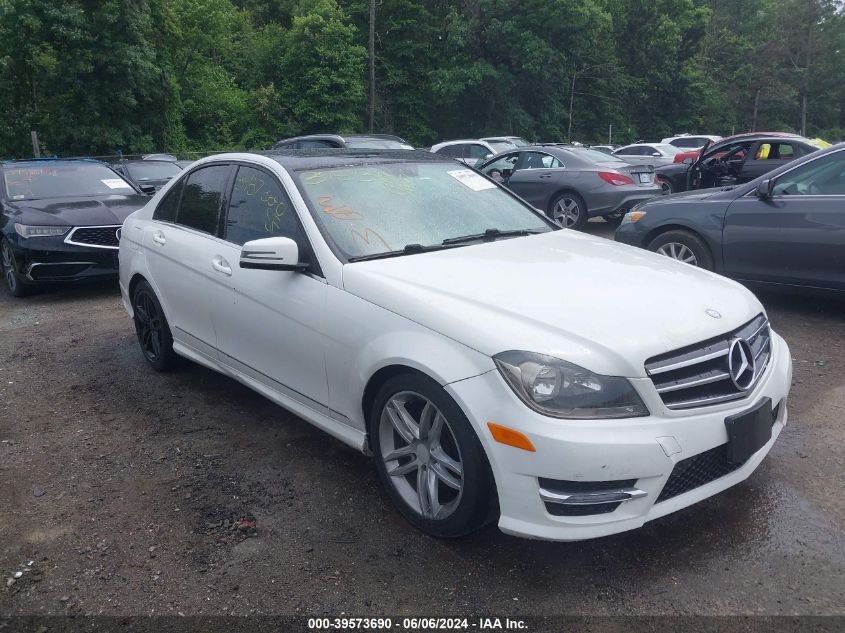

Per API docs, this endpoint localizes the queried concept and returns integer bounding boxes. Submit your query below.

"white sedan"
[119,150,791,541]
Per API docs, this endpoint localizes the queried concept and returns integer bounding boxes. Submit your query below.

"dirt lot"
[1,225,843,620]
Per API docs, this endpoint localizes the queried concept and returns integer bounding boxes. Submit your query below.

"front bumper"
[445,332,792,541]
[6,234,119,285]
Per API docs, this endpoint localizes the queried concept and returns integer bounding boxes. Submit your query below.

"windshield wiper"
[441,228,544,246]
[347,243,450,263]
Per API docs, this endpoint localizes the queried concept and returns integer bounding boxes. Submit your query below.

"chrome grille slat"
[645,346,729,375]
[645,315,771,410]
[655,370,731,394]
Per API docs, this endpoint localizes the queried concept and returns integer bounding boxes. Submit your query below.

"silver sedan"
[476,146,663,230]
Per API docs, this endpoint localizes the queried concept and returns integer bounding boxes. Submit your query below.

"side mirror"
[652,152,661,157]
[240,236,307,271]
[756,179,773,199]
[682,157,693,165]
[140,184,157,195]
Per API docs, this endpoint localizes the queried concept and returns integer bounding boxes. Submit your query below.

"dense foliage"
[0,0,842,157]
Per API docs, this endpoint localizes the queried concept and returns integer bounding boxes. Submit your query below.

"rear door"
[144,164,234,358]
[738,141,809,183]
[722,148,845,289]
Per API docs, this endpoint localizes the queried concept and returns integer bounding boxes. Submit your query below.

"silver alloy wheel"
[659,178,672,194]
[552,197,582,228]
[378,391,464,520]
[1,241,18,292]
[656,242,698,266]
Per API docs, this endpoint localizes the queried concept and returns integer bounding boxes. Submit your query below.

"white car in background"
[661,134,722,149]
[430,139,508,166]
[613,143,684,167]
[119,150,791,541]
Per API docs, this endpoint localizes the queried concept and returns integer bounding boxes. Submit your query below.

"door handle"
[152,231,166,246]
[212,256,232,276]
[539,173,553,179]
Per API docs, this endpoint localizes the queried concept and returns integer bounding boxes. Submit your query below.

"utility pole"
[567,73,576,142]
[30,131,40,157]
[367,0,375,133]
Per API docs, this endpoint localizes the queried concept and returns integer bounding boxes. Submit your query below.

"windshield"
[125,161,182,181]
[570,148,628,164]
[344,139,412,149]
[295,162,552,260]
[3,162,134,200]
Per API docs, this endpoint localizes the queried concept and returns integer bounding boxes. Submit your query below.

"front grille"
[645,314,771,410]
[657,443,742,502]
[66,226,121,249]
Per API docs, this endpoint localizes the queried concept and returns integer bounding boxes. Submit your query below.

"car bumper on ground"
[7,234,120,285]
[445,333,792,541]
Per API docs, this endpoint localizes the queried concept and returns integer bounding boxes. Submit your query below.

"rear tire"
[658,176,673,195]
[132,280,177,371]
[648,230,714,270]
[549,191,588,230]
[0,239,31,298]
[368,372,496,538]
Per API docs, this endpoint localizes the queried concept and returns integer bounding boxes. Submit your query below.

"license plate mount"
[724,398,773,466]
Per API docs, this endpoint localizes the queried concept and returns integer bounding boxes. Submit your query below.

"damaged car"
[654,133,819,194]
[120,149,791,541]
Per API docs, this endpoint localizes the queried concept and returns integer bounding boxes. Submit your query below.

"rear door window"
[176,165,231,235]
[465,144,491,160]
[436,145,463,158]
[153,180,183,223]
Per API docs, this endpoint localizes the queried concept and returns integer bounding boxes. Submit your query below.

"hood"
[640,187,726,208]
[342,231,763,378]
[7,193,149,226]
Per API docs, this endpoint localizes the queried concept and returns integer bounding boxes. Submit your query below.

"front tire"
[132,280,176,371]
[0,239,31,298]
[658,176,673,195]
[549,191,588,230]
[648,230,714,270]
[369,372,496,538]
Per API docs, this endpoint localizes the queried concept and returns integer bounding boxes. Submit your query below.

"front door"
[722,148,845,290]
[505,151,565,209]
[210,163,330,412]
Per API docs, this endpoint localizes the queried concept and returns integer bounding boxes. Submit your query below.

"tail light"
[598,171,635,186]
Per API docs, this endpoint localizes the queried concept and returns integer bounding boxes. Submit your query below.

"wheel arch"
[546,188,586,216]
[361,364,433,423]
[643,224,720,271]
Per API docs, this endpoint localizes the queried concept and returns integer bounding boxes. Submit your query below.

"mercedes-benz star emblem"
[728,338,756,390]
[706,308,722,319]
[115,227,122,241]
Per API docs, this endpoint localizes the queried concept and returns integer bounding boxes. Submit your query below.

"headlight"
[14,224,70,239]
[621,210,647,224]
[494,351,648,419]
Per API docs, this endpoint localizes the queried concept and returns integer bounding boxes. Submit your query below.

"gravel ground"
[0,224,843,619]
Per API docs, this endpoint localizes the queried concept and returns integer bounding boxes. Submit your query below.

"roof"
[1,157,104,167]
[717,132,806,143]
[261,149,452,171]
[277,133,409,144]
